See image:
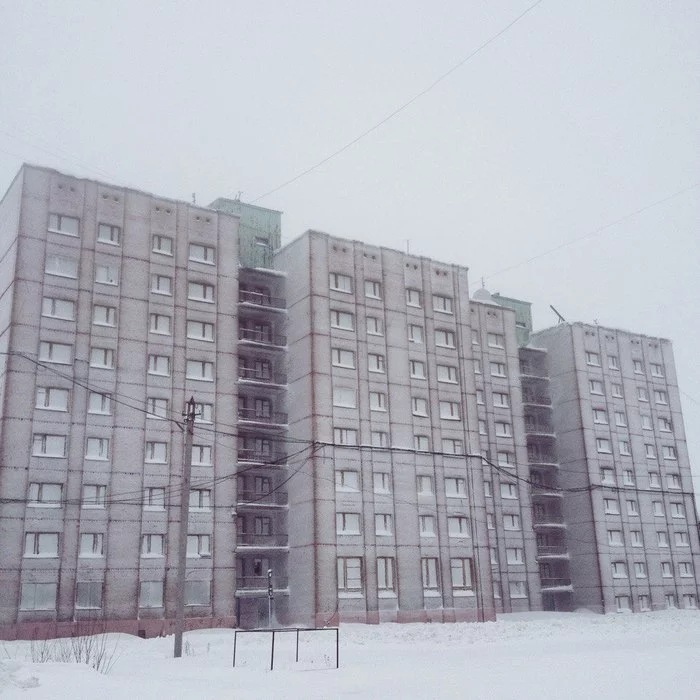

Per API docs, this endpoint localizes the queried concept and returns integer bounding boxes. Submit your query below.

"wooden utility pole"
[174,396,196,658]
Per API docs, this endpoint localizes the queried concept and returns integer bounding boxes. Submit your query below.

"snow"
[2,610,700,699]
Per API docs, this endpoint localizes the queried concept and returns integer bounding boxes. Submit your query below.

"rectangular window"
[435,329,455,348]
[333,428,357,446]
[658,531,669,547]
[186,360,214,381]
[589,380,603,395]
[48,213,79,236]
[409,360,426,379]
[509,581,527,599]
[369,391,387,411]
[151,274,172,295]
[634,562,647,578]
[437,365,458,383]
[667,474,681,490]
[186,320,214,342]
[506,548,524,564]
[152,234,173,255]
[366,316,383,336]
[487,333,504,348]
[493,392,509,407]
[593,409,607,424]
[611,562,627,578]
[95,264,118,285]
[442,438,463,455]
[478,419,487,435]
[439,401,460,420]
[28,483,62,508]
[331,348,355,368]
[148,355,171,376]
[445,477,466,497]
[421,558,439,590]
[185,580,211,606]
[412,397,428,416]
[187,534,211,558]
[500,483,518,499]
[79,533,104,557]
[45,254,78,278]
[631,530,642,547]
[337,557,363,592]
[661,562,672,578]
[497,451,513,466]
[330,310,354,330]
[650,363,664,377]
[679,562,693,578]
[329,273,352,293]
[335,470,359,491]
[596,438,611,454]
[377,557,395,592]
[658,417,672,432]
[671,502,685,519]
[674,531,689,547]
[333,387,356,408]
[139,581,164,609]
[35,387,69,411]
[375,513,393,535]
[473,358,481,374]
[433,294,453,314]
[638,387,649,402]
[192,445,212,466]
[608,355,619,370]
[188,281,215,302]
[645,444,657,459]
[150,313,172,335]
[189,243,215,265]
[614,411,627,427]
[144,487,166,510]
[146,397,168,420]
[97,223,120,245]
[42,297,75,320]
[32,434,66,457]
[683,594,697,610]
[607,530,623,546]
[368,353,385,372]
[638,595,650,611]
[20,583,57,611]
[414,435,429,451]
[622,470,634,485]
[451,559,473,591]
[408,324,424,343]
[24,532,59,557]
[145,441,168,463]
[85,437,109,460]
[92,304,116,326]
[365,280,382,299]
[39,341,73,365]
[82,484,106,507]
[75,582,102,610]
[662,445,677,460]
[627,499,638,515]
[654,390,668,405]
[619,440,631,456]
[503,514,521,530]
[611,383,623,398]
[653,501,664,517]
[406,288,421,307]
[603,498,619,515]
[490,362,506,377]
[419,515,436,536]
[615,595,631,612]
[633,360,644,374]
[141,534,165,557]
[416,475,433,495]
[641,415,653,430]
[371,431,388,448]
[495,421,512,437]
[373,472,391,493]
[447,516,470,537]
[586,351,600,366]
[648,471,661,487]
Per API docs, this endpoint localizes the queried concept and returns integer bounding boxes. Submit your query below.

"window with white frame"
[42,297,75,320]
[369,391,387,412]
[330,309,354,331]
[146,397,168,420]
[503,513,521,530]
[416,475,433,495]
[371,431,388,448]
[653,501,664,517]
[152,234,173,255]
[377,557,395,592]
[608,355,619,370]
[409,359,426,379]
[145,441,168,463]
[187,534,211,558]
[471,329,480,345]
[473,358,481,374]
[500,482,518,499]
[337,557,363,592]
[667,474,681,489]
[478,419,487,435]
[97,223,120,245]
[662,445,677,460]
[414,435,430,451]
[451,559,473,591]
[619,440,631,456]
[493,392,509,408]
[365,280,382,299]
[48,213,79,236]
[654,390,668,405]
[421,558,439,590]
[141,534,165,557]
[92,304,116,326]
[634,562,646,578]
[623,470,634,485]
[433,294,453,314]
[366,316,383,335]
[585,351,600,366]
[661,561,672,578]
[79,533,104,558]
[75,582,103,610]
[86,437,109,460]
[188,281,215,302]
[658,530,669,547]
[495,421,512,437]
[419,515,436,537]
[638,387,649,402]
[487,333,504,348]
[615,595,630,612]
[368,353,385,372]
[144,487,166,510]
[658,417,672,432]
[406,288,421,307]
[335,470,359,492]
[506,547,524,564]
[24,532,59,557]
[35,387,69,411]
[611,383,623,398]
[476,389,484,404]
[45,254,78,278]
[614,411,627,427]
[674,531,689,547]
[139,581,164,609]
[189,243,215,265]
[633,360,643,374]
[497,451,513,466]
[631,530,643,547]
[596,438,611,454]
[679,562,693,578]
[447,516,470,537]
[490,362,506,377]
[186,320,214,341]
[683,594,697,609]
[645,444,657,459]
[95,264,118,285]
[28,483,62,508]
[39,341,72,364]
[509,581,527,598]
[607,530,623,546]
[603,498,619,515]
[373,472,391,493]
[89,347,114,369]
[82,484,106,507]
[150,313,172,335]
[408,324,424,343]
[195,402,213,423]
[445,477,466,497]
[20,583,57,611]
[412,397,428,416]
[435,329,455,348]
[650,363,664,377]
[333,387,356,408]
[589,380,603,395]
[332,348,355,368]
[670,502,685,518]
[611,561,627,578]
[333,427,357,446]
[437,365,458,383]
[627,499,639,515]
[329,273,352,293]
[593,409,607,424]
[32,434,66,457]
[192,445,212,465]
[439,401,460,420]
[641,415,653,430]
[148,355,171,376]
[186,360,214,381]
[375,513,393,535]
[185,580,211,606]
[442,438,463,455]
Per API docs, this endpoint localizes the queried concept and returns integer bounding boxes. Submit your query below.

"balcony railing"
[540,577,572,589]
[525,421,555,436]
[238,328,287,347]
[238,407,288,425]
[237,491,288,507]
[238,448,287,465]
[239,289,286,310]
[520,364,549,379]
[527,451,558,465]
[237,576,289,591]
[237,533,288,547]
[238,366,287,385]
[533,513,565,526]
[522,393,552,407]
[536,546,569,557]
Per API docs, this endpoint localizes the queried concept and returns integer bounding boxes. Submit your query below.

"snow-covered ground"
[2,610,699,699]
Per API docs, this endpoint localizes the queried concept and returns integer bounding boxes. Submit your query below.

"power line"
[250,0,545,203]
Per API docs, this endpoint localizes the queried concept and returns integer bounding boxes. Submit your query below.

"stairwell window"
[435,329,455,348]
[611,561,628,578]
[419,515,436,537]
[192,445,212,465]
[633,360,644,374]
[439,401,460,420]
[589,380,603,395]
[487,333,504,348]
[151,274,172,295]
[495,421,512,437]
[190,489,211,512]
[141,534,165,557]
[596,438,611,454]
[375,514,393,536]
[651,363,664,378]
[445,477,466,497]
[410,360,426,379]
[150,313,172,335]
[93,305,116,327]
[187,320,214,341]
[671,502,685,519]
[85,438,109,461]
[369,392,387,412]
[332,348,355,369]
[79,533,104,558]
[412,397,428,417]
[148,355,171,376]
[448,516,470,537]
[377,557,395,593]
[437,365,458,383]
[408,324,424,343]
[139,581,164,609]
[608,355,619,370]
[145,441,168,463]
[509,581,527,599]
[336,513,360,535]
[406,288,421,308]
[442,438,463,455]
[45,254,78,278]
[490,362,506,378]
[414,435,429,452]
[503,514,521,531]
[662,445,677,460]
[146,397,169,420]
[366,316,383,336]
[333,387,356,408]
[658,417,672,432]
[593,409,607,424]
[493,392,509,407]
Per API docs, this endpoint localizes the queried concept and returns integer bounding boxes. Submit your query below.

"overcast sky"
[1,1,699,486]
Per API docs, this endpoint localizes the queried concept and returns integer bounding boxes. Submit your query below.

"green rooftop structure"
[491,293,533,346]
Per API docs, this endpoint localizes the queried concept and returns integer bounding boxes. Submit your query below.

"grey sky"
[1,1,699,485]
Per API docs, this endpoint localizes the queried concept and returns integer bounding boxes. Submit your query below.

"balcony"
[238,327,287,348]
[527,450,558,466]
[237,490,288,507]
[236,576,289,593]
[540,577,573,590]
[525,420,555,437]
[236,533,288,548]
[536,546,570,558]
[533,513,566,527]
[522,392,552,407]
[531,485,563,498]
[519,363,549,380]
[238,448,287,466]
[238,366,287,385]
[238,406,288,426]
[238,289,286,312]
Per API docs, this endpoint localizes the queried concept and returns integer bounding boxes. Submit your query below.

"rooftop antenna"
[406,240,410,254]
[235,190,243,202]
[481,276,486,289]
[192,193,196,204]
[550,304,566,324]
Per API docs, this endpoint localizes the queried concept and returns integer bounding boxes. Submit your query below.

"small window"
[411,397,428,416]
[42,297,75,320]
[419,514,436,536]
[45,254,78,278]
[20,583,57,611]
[371,431,388,448]
[337,557,363,592]
[416,475,433,494]
[662,445,677,460]
[622,469,634,486]
[375,513,393,535]
[365,280,382,299]
[95,264,119,285]
[24,532,59,557]
[406,288,422,307]
[189,243,216,265]
[506,548,523,564]
[627,499,638,515]
[653,501,664,517]
[366,316,383,336]
[638,387,649,402]
[185,580,211,606]
[146,397,169,420]
[369,391,387,412]
[187,534,211,558]
[611,561,627,578]
[192,445,212,465]
[336,512,361,535]
[28,483,62,508]
[614,411,627,427]
[408,324,424,343]
[630,530,642,547]
[151,274,172,295]
[615,595,630,612]
[186,360,214,381]
[476,389,484,405]
[497,451,513,466]
[333,387,356,408]
[634,562,647,578]
[414,435,429,451]
[638,595,651,611]
[92,304,116,327]
[75,581,103,610]
[433,294,453,314]
[608,355,619,370]
[592,409,607,424]
[445,477,466,497]
[607,530,622,546]
[32,434,66,457]
[619,440,631,456]
[603,498,619,515]
[650,363,664,377]
[329,273,352,293]
[493,392,509,408]
[150,313,172,335]
[85,438,109,460]
[645,444,657,459]
[509,581,527,599]
[39,341,73,365]
[661,562,673,578]
[330,310,354,331]
[148,355,171,376]
[144,487,166,510]
[503,513,521,530]
[596,438,611,454]
[333,427,357,446]
[437,365,458,383]
[186,320,214,341]
[97,223,120,245]
[495,421,512,437]
[500,483,518,499]
[141,534,165,557]
[667,474,681,489]
[335,470,359,491]
[188,282,215,302]
[332,348,355,368]
[490,362,507,377]
[487,333,504,348]
[79,533,104,558]
[641,415,653,430]
[35,387,69,411]
[675,531,690,547]
[145,441,168,463]
[442,438,463,455]
[435,329,455,348]
[658,417,672,433]
[670,502,685,519]
[439,401,460,420]
[447,516,470,537]
[633,360,644,374]
[611,383,623,398]
[649,471,660,487]
[658,530,669,547]
[152,235,173,256]
[421,558,440,590]
[409,360,426,379]
[48,213,79,236]
[139,581,164,609]
[195,402,213,423]
[89,347,114,369]
[585,351,600,366]
[589,380,603,395]
[654,390,668,405]
[368,353,385,373]
[373,472,391,493]
[377,557,395,592]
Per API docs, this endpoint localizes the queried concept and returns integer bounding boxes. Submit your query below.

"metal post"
[336,628,339,669]
[296,628,300,663]
[270,630,275,671]
[232,630,238,667]
[267,568,273,628]
[174,397,196,658]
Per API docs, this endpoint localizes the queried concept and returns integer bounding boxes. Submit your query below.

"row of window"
[31,435,212,465]
[606,528,691,548]
[611,560,693,579]
[615,593,696,612]
[589,379,669,405]
[23,532,211,559]
[593,408,673,434]
[600,468,682,490]
[585,351,664,378]
[336,512,472,538]
[49,213,216,264]
[20,579,210,612]
[595,437,677,460]
[603,498,686,518]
